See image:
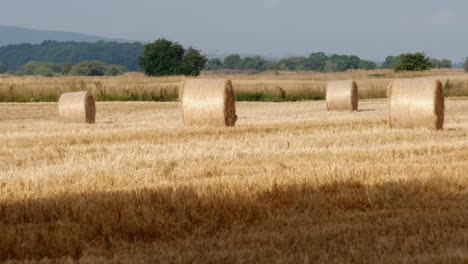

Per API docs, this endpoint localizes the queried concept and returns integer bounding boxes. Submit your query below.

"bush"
[70,60,107,76]
[395,52,433,72]
[105,64,127,76]
[18,61,60,77]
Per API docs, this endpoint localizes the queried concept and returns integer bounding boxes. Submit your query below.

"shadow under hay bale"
[326,80,358,111]
[58,91,96,124]
[181,79,237,127]
[388,78,445,130]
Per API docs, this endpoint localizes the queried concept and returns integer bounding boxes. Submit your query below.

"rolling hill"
[0,25,130,46]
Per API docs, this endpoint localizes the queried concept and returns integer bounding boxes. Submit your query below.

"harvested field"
[0,98,467,263]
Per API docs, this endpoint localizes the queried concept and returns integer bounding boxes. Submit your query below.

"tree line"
[205,53,377,72]
[0,38,466,77]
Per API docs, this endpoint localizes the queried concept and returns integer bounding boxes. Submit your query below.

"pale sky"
[1,0,467,61]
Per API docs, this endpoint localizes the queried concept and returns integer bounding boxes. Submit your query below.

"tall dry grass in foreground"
[1,69,468,102]
[0,98,467,263]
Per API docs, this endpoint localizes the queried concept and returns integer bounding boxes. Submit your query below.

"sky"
[1,0,467,61]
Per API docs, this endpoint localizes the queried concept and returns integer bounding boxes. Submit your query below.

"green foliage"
[61,64,73,75]
[105,64,127,76]
[183,47,207,76]
[138,39,206,76]
[215,52,377,72]
[19,61,60,77]
[0,63,7,74]
[304,52,328,72]
[70,60,107,76]
[329,55,360,72]
[395,52,433,72]
[440,59,452,69]
[68,60,127,76]
[464,58,468,73]
[205,58,223,71]
[381,56,400,69]
[0,41,143,71]
[358,60,377,70]
[278,57,307,71]
[223,54,242,69]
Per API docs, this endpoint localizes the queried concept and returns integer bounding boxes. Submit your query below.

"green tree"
[464,58,468,73]
[329,55,360,72]
[105,64,127,76]
[61,64,73,75]
[70,60,107,76]
[323,60,338,72]
[205,58,223,71]
[18,61,60,76]
[358,60,377,70]
[223,54,242,69]
[440,59,452,69]
[304,52,328,72]
[182,47,207,76]
[395,52,433,72]
[278,57,306,71]
[0,63,7,74]
[34,66,55,77]
[138,39,185,76]
[381,56,400,69]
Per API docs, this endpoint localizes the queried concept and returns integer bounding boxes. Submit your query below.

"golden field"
[0,96,467,262]
[1,69,468,102]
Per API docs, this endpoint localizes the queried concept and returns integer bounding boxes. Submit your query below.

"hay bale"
[326,80,358,111]
[58,91,96,124]
[388,78,444,130]
[181,79,237,127]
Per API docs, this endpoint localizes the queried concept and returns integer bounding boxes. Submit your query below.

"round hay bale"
[181,79,237,127]
[58,91,96,124]
[326,80,358,111]
[388,78,444,130]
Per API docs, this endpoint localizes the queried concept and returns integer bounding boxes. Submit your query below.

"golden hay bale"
[388,78,444,130]
[326,80,358,111]
[181,79,237,127]
[58,91,96,124]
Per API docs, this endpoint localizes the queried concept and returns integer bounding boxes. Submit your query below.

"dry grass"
[1,69,468,102]
[0,97,467,263]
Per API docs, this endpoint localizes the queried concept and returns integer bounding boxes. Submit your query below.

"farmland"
[1,91,467,262]
[1,69,468,103]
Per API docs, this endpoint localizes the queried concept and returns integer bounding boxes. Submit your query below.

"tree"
[138,39,185,76]
[182,47,207,76]
[223,54,242,69]
[440,59,452,69]
[464,58,468,73]
[304,52,328,72]
[358,60,377,70]
[205,58,223,71]
[0,63,7,74]
[395,52,433,72]
[278,57,306,71]
[381,56,400,69]
[70,60,107,76]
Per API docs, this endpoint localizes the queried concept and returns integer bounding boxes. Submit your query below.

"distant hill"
[0,25,131,46]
